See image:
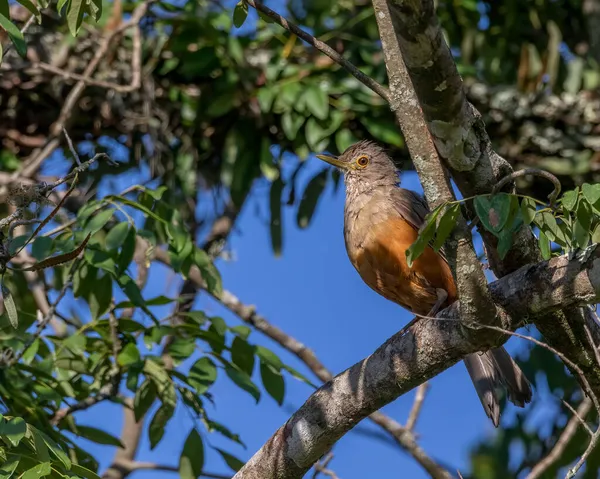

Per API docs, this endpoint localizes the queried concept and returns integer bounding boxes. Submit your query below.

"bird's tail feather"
[463,347,532,427]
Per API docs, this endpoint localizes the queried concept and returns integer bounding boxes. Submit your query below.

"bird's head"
[316,140,399,194]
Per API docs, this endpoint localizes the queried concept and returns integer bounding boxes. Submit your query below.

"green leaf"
[582,183,600,205]
[232,1,248,28]
[64,333,86,355]
[0,457,19,477]
[179,429,205,479]
[225,365,260,402]
[255,346,283,370]
[118,227,136,273]
[215,448,245,472]
[2,282,18,329]
[36,428,71,469]
[576,196,593,231]
[118,343,141,366]
[297,170,327,229]
[66,0,85,35]
[534,211,560,242]
[433,204,460,251]
[83,209,114,236]
[539,230,551,260]
[260,138,279,181]
[305,118,327,151]
[134,379,157,421]
[169,337,196,363]
[230,325,251,340]
[89,273,112,319]
[303,85,329,120]
[474,194,511,234]
[269,178,284,257]
[188,357,217,395]
[0,13,27,57]
[260,361,285,405]
[561,188,579,211]
[0,417,26,446]
[406,204,444,267]
[31,236,54,261]
[497,230,514,260]
[361,117,402,146]
[70,464,102,479]
[21,462,51,479]
[281,111,304,141]
[592,224,600,244]
[231,337,255,376]
[519,197,537,225]
[148,404,174,449]
[106,223,130,250]
[75,425,124,447]
[193,249,222,296]
[335,129,356,154]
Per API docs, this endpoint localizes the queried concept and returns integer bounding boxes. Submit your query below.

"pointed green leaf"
[148,404,174,449]
[83,209,114,236]
[260,361,285,405]
[134,379,157,421]
[0,13,27,57]
[297,170,327,229]
[1,282,18,329]
[179,429,204,479]
[303,85,329,121]
[21,462,51,479]
[75,425,124,447]
[269,178,284,257]
[231,337,255,376]
[232,1,248,28]
[106,223,130,250]
[118,343,141,366]
[539,231,551,260]
[561,189,579,211]
[433,204,460,251]
[0,417,26,446]
[582,183,600,205]
[215,448,245,472]
[188,357,217,395]
[225,365,260,402]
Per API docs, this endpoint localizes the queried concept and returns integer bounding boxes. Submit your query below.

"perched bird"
[316,140,532,426]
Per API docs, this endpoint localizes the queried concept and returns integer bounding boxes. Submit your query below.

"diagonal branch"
[374,0,600,403]
[152,246,452,479]
[234,247,600,479]
[244,0,390,103]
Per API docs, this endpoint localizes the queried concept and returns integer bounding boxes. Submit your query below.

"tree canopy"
[1,0,600,478]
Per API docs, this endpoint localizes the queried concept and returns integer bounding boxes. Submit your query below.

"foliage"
[1,0,600,476]
[0,168,312,476]
[407,183,600,267]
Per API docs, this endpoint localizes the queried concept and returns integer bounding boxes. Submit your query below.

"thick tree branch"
[234,247,600,478]
[371,0,496,329]
[376,0,600,399]
[152,245,451,478]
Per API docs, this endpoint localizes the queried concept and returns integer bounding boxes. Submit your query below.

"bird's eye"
[356,155,369,167]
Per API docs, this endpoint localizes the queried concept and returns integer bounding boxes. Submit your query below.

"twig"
[312,452,339,479]
[18,0,153,178]
[527,397,593,479]
[492,168,562,206]
[244,0,390,103]
[562,399,594,436]
[34,21,142,94]
[406,383,429,431]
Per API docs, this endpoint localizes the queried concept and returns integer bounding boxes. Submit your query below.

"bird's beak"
[315,153,348,170]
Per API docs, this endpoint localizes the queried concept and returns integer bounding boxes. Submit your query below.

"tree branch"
[234,247,600,478]
[374,0,600,401]
[244,0,390,103]
[152,246,452,478]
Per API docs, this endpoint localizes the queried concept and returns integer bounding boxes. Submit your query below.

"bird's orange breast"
[349,217,457,316]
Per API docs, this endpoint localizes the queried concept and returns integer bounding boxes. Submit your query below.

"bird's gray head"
[316,140,400,196]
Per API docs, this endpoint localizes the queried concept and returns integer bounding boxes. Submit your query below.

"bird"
[315,140,532,427]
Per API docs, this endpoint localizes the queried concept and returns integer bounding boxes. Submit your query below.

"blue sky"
[66,153,539,479]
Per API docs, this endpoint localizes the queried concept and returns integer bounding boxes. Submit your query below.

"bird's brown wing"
[388,188,450,265]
